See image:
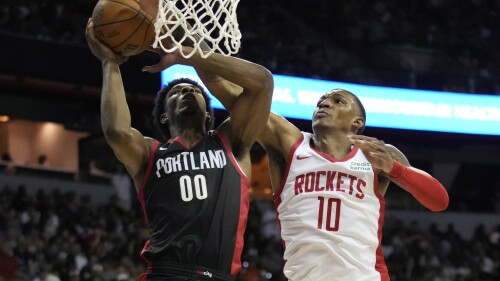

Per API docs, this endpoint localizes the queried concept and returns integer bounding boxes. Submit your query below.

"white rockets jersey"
[274,132,389,281]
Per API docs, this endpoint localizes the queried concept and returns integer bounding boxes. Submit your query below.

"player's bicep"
[377,144,409,182]
[258,113,301,158]
[106,127,150,178]
[380,144,411,189]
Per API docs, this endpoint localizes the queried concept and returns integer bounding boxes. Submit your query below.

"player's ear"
[353,117,364,130]
[205,112,211,123]
[160,113,168,124]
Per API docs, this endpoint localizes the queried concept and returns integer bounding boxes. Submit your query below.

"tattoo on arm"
[387,145,410,166]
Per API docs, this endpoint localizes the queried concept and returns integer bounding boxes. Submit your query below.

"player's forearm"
[176,46,273,97]
[388,160,449,212]
[197,70,245,112]
[195,38,243,110]
[100,60,133,141]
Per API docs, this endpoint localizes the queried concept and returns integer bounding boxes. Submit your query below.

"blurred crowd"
[1,1,499,280]
[0,185,499,281]
[0,0,95,45]
[0,0,499,94]
[382,217,500,281]
[0,185,147,281]
[238,0,500,94]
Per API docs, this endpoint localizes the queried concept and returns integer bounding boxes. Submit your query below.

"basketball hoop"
[153,0,241,58]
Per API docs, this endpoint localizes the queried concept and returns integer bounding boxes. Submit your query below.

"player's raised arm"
[146,46,274,148]
[85,19,150,182]
[348,135,449,211]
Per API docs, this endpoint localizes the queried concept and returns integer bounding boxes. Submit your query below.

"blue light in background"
[161,65,500,136]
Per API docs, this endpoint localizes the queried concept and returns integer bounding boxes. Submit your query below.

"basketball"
[92,0,156,56]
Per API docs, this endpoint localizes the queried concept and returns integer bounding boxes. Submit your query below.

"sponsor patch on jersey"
[349,161,372,172]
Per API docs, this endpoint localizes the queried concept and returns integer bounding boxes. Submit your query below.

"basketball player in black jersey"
[85,19,273,281]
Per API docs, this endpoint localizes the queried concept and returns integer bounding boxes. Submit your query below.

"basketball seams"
[104,0,154,25]
[94,0,154,26]
[113,16,150,50]
[92,0,155,56]
[93,14,140,28]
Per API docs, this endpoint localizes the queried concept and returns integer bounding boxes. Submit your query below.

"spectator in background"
[0,242,20,281]
[1,152,16,173]
[37,154,51,167]
[111,164,133,211]
[33,266,61,281]
[1,152,12,162]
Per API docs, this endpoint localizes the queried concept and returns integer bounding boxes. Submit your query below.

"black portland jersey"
[138,131,250,276]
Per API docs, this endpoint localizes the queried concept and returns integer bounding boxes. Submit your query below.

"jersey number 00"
[180,174,208,202]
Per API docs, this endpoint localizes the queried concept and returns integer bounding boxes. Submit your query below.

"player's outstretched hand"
[85,18,128,65]
[347,135,394,173]
[142,45,178,73]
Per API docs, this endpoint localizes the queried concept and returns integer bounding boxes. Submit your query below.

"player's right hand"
[142,45,200,73]
[142,44,179,73]
[85,18,128,65]
[347,135,394,174]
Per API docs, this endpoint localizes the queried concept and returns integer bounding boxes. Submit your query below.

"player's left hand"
[142,43,179,73]
[347,135,394,173]
[85,18,128,65]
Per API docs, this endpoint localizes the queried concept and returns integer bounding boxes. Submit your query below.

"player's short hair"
[152,78,214,140]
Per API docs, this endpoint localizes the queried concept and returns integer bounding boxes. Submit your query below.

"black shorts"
[143,261,235,281]
[145,276,203,281]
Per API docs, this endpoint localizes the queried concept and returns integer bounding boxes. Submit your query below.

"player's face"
[312,89,361,132]
[164,83,208,126]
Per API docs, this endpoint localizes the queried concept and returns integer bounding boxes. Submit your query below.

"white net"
[153,0,242,58]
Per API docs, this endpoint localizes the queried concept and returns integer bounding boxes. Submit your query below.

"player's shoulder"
[268,112,301,137]
[258,113,301,156]
[384,143,410,166]
[384,143,399,153]
[144,136,157,145]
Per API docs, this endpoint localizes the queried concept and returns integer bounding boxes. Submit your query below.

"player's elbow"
[237,64,274,101]
[255,67,274,96]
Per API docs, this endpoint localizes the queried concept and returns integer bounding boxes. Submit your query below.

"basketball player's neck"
[171,128,205,147]
[311,131,352,160]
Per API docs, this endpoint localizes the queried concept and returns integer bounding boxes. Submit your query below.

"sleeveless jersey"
[138,131,250,277]
[274,132,389,281]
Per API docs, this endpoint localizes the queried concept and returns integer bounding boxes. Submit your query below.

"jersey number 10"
[317,196,341,231]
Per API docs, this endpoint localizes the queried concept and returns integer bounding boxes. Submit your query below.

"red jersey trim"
[139,240,153,280]
[310,141,359,163]
[172,136,202,149]
[373,169,389,280]
[272,133,304,253]
[213,131,250,276]
[213,131,250,187]
[137,140,160,225]
[273,133,304,202]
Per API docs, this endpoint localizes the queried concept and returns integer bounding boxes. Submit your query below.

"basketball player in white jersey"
[259,89,449,281]
[175,83,448,280]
